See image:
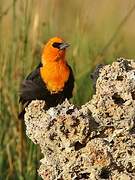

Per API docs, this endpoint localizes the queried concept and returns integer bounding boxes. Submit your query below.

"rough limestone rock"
[25,58,135,180]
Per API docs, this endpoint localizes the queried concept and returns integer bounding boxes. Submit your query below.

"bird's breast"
[40,61,70,93]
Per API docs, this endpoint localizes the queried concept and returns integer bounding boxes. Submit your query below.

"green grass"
[1,0,135,179]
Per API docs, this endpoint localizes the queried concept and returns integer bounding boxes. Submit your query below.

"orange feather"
[40,37,70,93]
[40,61,70,93]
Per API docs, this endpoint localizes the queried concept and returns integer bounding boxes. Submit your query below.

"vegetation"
[0,0,135,179]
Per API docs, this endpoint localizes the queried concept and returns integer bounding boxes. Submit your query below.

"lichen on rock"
[25,58,135,180]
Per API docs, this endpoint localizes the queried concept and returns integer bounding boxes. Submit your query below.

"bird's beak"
[59,42,70,50]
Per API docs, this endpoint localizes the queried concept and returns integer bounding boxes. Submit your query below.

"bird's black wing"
[19,62,49,104]
[25,62,42,80]
[18,63,49,119]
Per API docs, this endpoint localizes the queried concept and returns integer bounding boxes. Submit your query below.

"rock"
[24,58,135,180]
[88,58,135,130]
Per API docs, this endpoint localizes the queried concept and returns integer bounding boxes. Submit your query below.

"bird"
[18,37,74,119]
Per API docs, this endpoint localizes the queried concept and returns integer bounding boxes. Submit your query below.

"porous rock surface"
[25,58,135,180]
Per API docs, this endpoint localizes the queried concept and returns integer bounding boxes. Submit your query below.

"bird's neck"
[42,51,65,66]
[40,60,70,93]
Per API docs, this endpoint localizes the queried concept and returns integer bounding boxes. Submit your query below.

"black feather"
[18,62,74,119]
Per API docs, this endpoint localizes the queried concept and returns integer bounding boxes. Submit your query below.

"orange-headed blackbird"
[19,37,74,119]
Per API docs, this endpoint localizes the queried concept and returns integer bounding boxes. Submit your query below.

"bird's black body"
[19,63,74,119]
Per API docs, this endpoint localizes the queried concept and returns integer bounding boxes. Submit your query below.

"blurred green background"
[1,0,135,179]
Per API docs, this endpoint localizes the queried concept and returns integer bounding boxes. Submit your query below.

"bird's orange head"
[42,37,70,65]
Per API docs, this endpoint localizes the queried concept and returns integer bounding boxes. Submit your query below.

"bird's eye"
[52,42,62,49]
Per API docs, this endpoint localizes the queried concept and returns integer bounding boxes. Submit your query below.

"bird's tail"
[18,109,25,120]
[18,101,29,120]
